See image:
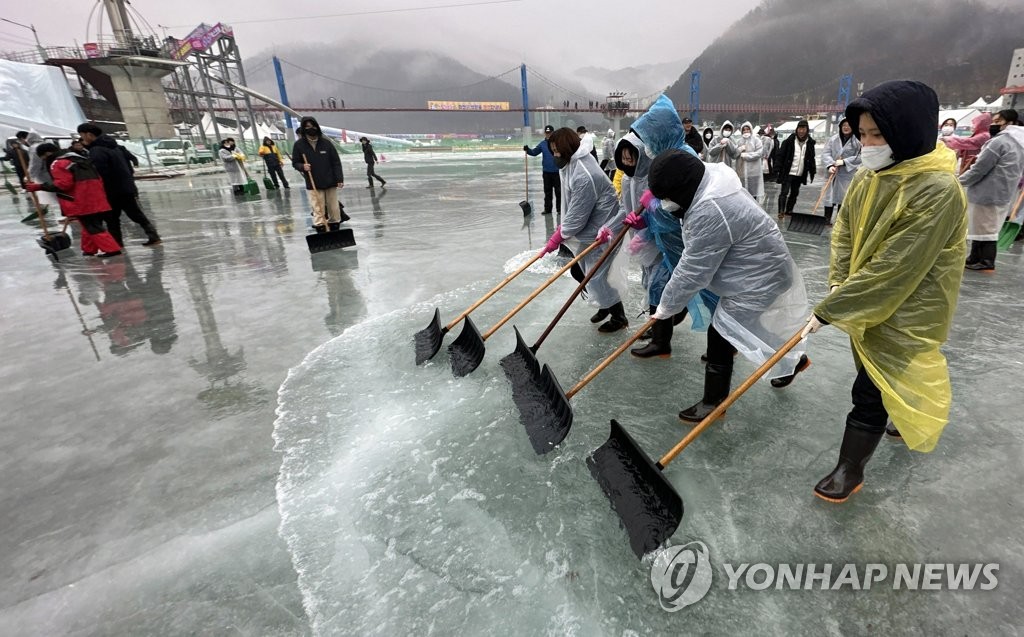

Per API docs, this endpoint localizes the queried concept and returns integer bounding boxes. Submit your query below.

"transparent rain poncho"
[815,143,968,451]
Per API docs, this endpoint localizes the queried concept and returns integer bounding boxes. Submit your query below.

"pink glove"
[23,182,43,192]
[539,225,564,256]
[623,211,647,229]
[628,233,648,255]
[639,190,655,210]
[596,226,612,244]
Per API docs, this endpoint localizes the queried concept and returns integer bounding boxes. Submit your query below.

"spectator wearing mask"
[707,121,738,167]
[219,138,246,195]
[734,122,765,203]
[821,118,863,224]
[943,112,991,175]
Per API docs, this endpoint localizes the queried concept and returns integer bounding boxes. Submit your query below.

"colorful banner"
[427,101,509,112]
[172,22,235,59]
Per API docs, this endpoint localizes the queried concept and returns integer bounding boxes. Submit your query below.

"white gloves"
[830,285,840,293]
[652,305,673,321]
[835,159,845,167]
[800,315,823,338]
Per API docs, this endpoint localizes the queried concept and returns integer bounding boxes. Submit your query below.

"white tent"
[967,97,989,109]
[243,121,285,141]
[0,58,86,140]
[195,113,239,140]
[987,96,1005,110]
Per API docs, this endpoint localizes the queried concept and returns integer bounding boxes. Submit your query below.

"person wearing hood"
[707,121,738,167]
[525,124,561,215]
[734,122,765,202]
[775,119,816,218]
[646,148,809,422]
[938,117,958,141]
[538,127,628,332]
[821,117,863,224]
[600,129,616,176]
[78,123,162,247]
[683,117,704,156]
[291,117,345,233]
[699,127,715,161]
[806,80,967,503]
[219,138,247,195]
[258,137,290,189]
[958,109,1024,271]
[360,137,387,188]
[23,132,60,211]
[943,111,991,174]
[25,143,121,257]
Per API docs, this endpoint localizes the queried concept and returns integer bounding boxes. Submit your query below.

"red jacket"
[48,153,111,216]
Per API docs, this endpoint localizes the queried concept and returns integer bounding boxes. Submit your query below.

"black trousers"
[542,171,561,213]
[705,325,737,368]
[267,164,288,188]
[848,367,889,433]
[366,162,385,185]
[107,193,159,245]
[777,174,805,214]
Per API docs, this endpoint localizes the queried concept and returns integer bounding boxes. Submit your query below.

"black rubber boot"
[770,354,811,388]
[824,205,834,224]
[631,318,673,358]
[672,307,689,326]
[965,241,996,271]
[884,421,902,439]
[597,302,629,333]
[965,242,980,266]
[590,308,610,323]
[813,419,883,503]
[679,363,732,423]
[314,225,327,234]
[328,222,340,232]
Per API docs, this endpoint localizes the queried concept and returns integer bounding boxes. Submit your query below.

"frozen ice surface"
[1,150,1022,634]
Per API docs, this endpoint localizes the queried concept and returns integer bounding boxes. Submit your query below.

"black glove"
[523,145,530,152]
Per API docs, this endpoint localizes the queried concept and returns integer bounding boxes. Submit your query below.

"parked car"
[154,139,213,165]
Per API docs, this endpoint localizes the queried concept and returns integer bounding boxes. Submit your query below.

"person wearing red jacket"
[27,143,121,257]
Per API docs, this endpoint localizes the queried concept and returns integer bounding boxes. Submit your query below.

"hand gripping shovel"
[414,251,545,365]
[514,318,656,454]
[587,328,805,558]
[997,188,1024,252]
[448,241,602,377]
[519,154,533,216]
[500,225,630,399]
[787,171,834,235]
[303,153,356,254]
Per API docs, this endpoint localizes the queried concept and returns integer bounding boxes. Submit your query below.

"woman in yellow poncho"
[802,80,967,503]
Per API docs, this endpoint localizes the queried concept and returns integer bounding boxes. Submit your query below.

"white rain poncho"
[559,134,628,308]
[219,146,245,186]
[734,121,765,200]
[651,157,808,379]
[707,120,738,168]
[821,130,863,207]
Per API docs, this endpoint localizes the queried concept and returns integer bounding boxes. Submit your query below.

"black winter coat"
[291,136,344,190]
[775,134,816,185]
[86,134,137,196]
[684,127,705,155]
[361,142,377,165]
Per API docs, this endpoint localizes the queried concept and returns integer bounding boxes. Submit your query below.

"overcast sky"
[2,0,765,71]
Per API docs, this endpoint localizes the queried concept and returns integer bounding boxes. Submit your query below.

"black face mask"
[989,124,1002,137]
[304,127,320,137]
[554,155,570,169]
[620,162,636,178]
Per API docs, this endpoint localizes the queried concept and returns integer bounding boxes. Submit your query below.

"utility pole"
[1,18,46,60]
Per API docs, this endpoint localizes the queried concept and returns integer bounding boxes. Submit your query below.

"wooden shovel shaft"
[301,153,317,192]
[657,328,805,468]
[1010,188,1024,222]
[445,252,545,331]
[532,224,632,351]
[14,145,50,239]
[482,240,601,340]
[566,318,657,399]
[811,170,836,215]
[524,154,529,199]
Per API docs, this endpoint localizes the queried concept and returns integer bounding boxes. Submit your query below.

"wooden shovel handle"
[482,240,601,339]
[533,224,632,351]
[301,153,317,192]
[1010,188,1024,222]
[445,251,545,331]
[566,318,657,399]
[811,170,836,215]
[657,328,805,468]
[14,145,50,239]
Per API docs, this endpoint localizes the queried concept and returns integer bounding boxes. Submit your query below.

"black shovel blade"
[519,200,532,215]
[414,308,447,365]
[557,244,574,260]
[786,212,827,235]
[499,326,541,393]
[306,228,356,253]
[587,419,683,559]
[449,316,485,377]
[516,363,573,455]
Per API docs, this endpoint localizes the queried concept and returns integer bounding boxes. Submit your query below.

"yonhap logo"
[649,541,714,612]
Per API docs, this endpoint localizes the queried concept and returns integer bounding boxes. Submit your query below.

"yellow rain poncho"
[815,143,967,452]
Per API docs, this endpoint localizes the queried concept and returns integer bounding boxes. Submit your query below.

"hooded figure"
[700,127,715,161]
[539,128,628,332]
[258,136,289,189]
[821,117,863,222]
[219,138,246,193]
[291,116,345,231]
[647,149,809,421]
[601,129,616,162]
[734,121,765,201]
[942,111,991,174]
[809,80,967,503]
[707,120,738,167]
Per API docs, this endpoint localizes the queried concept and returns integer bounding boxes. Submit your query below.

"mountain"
[574,60,692,98]
[665,0,1020,117]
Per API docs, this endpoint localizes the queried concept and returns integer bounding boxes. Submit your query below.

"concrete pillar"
[90,58,182,139]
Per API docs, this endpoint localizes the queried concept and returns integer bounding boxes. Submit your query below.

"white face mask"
[860,144,895,171]
[722,130,732,138]
[742,132,751,139]
[941,125,955,135]
[661,199,681,213]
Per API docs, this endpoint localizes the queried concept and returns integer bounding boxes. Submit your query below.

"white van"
[154,139,213,165]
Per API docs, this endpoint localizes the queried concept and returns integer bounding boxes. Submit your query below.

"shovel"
[414,251,545,365]
[587,328,804,558]
[448,241,602,377]
[996,189,1024,252]
[787,171,834,235]
[500,225,630,398]
[302,153,356,253]
[237,159,260,195]
[519,154,533,215]
[262,174,277,190]
[512,318,656,454]
[16,152,71,259]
